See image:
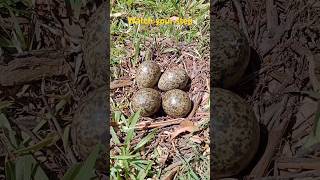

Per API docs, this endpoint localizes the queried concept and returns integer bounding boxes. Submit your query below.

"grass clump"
[110,110,157,179]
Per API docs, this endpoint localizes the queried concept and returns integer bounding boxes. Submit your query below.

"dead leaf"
[171,121,198,140]
[180,120,194,127]
[162,166,180,180]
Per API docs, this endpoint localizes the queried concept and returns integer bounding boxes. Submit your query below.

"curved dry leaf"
[171,121,199,140]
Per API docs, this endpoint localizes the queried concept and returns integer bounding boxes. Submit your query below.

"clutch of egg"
[133,61,191,117]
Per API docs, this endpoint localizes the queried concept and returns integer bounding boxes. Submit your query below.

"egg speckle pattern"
[71,87,107,160]
[211,88,260,178]
[132,88,162,117]
[82,3,107,87]
[136,61,161,88]
[211,20,250,88]
[158,68,189,91]
[162,89,192,118]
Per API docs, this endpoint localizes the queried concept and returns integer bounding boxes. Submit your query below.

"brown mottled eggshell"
[82,2,108,87]
[132,88,161,117]
[135,61,161,88]
[71,87,107,160]
[211,20,250,89]
[162,89,191,118]
[211,88,260,178]
[158,68,189,91]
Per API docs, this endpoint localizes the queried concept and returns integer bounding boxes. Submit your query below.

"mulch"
[212,0,320,179]
[1,0,320,179]
[110,37,210,178]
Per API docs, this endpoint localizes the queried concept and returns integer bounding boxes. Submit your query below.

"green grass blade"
[110,155,138,160]
[55,98,68,113]
[114,111,121,122]
[61,163,82,180]
[15,155,32,180]
[74,144,102,180]
[8,7,26,51]
[62,125,70,152]
[0,113,18,148]
[0,100,13,111]
[0,36,14,48]
[133,129,156,152]
[14,132,59,155]
[0,113,13,131]
[15,154,49,180]
[5,156,15,180]
[32,161,49,180]
[69,0,82,20]
[110,126,121,145]
[32,119,47,133]
[124,110,140,147]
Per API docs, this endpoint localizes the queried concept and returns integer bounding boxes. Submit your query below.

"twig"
[232,0,250,41]
[0,55,70,86]
[187,92,203,118]
[267,95,289,129]
[266,0,279,36]
[259,3,310,56]
[135,117,204,130]
[40,79,77,164]
[15,123,41,143]
[249,111,291,178]
[276,157,320,170]
[41,80,63,136]
[290,42,320,92]
[110,79,132,89]
[257,170,320,180]
[136,119,185,130]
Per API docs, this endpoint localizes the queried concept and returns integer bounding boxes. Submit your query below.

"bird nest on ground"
[110,37,210,178]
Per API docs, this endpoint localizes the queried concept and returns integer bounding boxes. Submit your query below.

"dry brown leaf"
[162,166,180,180]
[171,121,199,140]
[180,120,194,127]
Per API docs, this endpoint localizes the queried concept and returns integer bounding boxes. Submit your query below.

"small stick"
[232,0,250,41]
[187,92,203,118]
[110,80,132,89]
[277,157,320,170]
[135,117,204,130]
[248,117,290,178]
[257,170,320,180]
[40,79,77,164]
[135,118,185,130]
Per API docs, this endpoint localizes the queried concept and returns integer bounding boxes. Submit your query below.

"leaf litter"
[110,35,210,179]
[213,0,320,179]
[0,1,109,179]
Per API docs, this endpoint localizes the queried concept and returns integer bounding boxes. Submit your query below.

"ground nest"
[110,37,210,178]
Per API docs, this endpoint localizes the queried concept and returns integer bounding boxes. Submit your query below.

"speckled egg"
[132,88,161,117]
[162,89,192,118]
[158,68,189,91]
[211,20,250,89]
[71,87,107,160]
[82,2,107,87]
[211,88,260,178]
[135,61,161,88]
